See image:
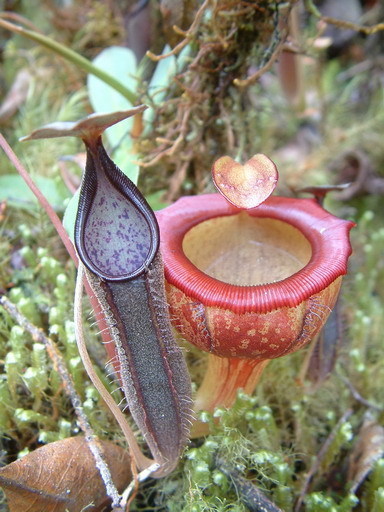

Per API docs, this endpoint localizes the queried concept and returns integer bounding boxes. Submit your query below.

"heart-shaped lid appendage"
[212,154,278,209]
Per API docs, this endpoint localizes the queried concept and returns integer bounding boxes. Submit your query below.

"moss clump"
[0,227,124,457]
[1,1,384,510]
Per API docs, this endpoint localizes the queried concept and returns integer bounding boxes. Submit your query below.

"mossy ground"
[0,1,384,511]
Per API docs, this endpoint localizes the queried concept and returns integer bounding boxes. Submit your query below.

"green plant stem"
[0,18,137,105]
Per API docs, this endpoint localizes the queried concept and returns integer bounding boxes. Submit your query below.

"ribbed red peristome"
[156,194,354,314]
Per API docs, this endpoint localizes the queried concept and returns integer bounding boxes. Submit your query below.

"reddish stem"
[0,133,114,357]
[0,133,77,261]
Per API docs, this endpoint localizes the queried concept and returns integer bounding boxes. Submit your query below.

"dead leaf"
[0,436,132,512]
[348,417,384,494]
[0,69,31,123]
[333,150,384,200]
[303,299,343,389]
[212,154,278,209]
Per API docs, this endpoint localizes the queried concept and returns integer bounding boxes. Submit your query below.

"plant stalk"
[0,18,137,105]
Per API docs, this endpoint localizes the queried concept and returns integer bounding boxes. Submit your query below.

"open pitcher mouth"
[182,213,312,286]
[157,193,354,314]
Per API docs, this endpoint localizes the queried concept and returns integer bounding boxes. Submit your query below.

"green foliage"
[1,1,384,511]
[0,174,69,211]
[362,459,384,511]
[304,492,358,512]
[0,224,123,459]
[372,488,384,512]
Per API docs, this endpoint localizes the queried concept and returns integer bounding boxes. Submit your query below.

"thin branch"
[164,156,190,203]
[339,373,383,412]
[0,295,123,510]
[146,0,211,61]
[139,107,191,167]
[0,10,41,32]
[305,0,384,35]
[0,132,77,262]
[233,37,287,88]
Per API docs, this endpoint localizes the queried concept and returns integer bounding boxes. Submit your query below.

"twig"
[0,10,42,32]
[234,4,291,88]
[0,133,77,262]
[339,373,383,412]
[0,133,111,356]
[164,157,190,203]
[146,0,211,61]
[234,37,287,88]
[139,106,191,167]
[216,456,284,512]
[305,0,384,35]
[294,409,353,512]
[0,295,123,510]
[120,462,160,510]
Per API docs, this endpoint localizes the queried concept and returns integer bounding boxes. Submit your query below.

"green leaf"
[147,46,176,103]
[87,46,138,150]
[146,190,169,211]
[143,46,176,130]
[62,189,80,242]
[0,174,69,211]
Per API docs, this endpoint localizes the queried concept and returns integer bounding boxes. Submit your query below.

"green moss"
[1,1,384,510]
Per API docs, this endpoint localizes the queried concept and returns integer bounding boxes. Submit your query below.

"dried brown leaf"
[348,418,384,493]
[0,69,31,123]
[212,154,278,209]
[303,301,342,388]
[333,150,384,200]
[0,436,132,512]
